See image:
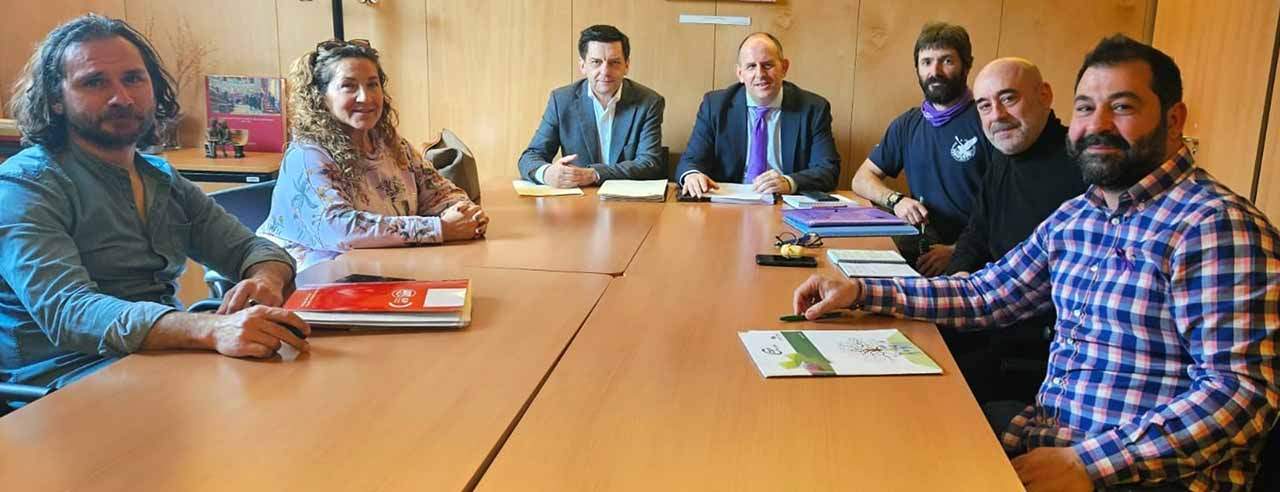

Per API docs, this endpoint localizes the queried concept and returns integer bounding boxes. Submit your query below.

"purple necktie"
[745,106,770,183]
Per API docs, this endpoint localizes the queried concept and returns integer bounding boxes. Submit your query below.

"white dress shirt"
[536,83,621,184]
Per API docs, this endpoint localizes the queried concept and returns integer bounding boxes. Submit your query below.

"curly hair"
[287,39,406,174]
[7,13,179,150]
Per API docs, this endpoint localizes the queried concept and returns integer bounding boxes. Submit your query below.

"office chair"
[189,180,277,312]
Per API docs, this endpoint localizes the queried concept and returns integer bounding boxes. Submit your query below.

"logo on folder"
[950,136,978,162]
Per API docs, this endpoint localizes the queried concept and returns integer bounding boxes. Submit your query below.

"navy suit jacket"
[676,81,840,191]
[517,78,666,182]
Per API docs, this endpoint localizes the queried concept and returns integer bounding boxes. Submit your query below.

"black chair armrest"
[0,382,54,403]
[187,299,223,313]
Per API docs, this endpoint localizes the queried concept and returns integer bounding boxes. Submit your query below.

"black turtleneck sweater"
[947,112,1087,274]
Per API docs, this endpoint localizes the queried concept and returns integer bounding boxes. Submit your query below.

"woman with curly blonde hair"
[259,39,487,269]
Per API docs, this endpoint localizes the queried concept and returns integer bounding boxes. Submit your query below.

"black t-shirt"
[868,104,993,243]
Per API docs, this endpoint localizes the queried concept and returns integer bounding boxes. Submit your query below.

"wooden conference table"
[0,182,1021,491]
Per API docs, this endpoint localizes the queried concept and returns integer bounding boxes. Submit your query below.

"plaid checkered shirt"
[860,146,1279,491]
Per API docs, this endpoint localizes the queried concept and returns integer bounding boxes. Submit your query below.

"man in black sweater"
[945,58,1088,404]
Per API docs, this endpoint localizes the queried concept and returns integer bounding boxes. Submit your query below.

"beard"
[65,104,154,150]
[919,71,968,105]
[1067,118,1168,190]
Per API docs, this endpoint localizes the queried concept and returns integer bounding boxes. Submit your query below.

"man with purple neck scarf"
[852,22,996,276]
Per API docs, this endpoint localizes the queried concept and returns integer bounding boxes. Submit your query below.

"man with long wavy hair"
[1,14,309,395]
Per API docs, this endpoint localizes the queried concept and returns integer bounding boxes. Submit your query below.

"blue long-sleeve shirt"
[0,144,294,388]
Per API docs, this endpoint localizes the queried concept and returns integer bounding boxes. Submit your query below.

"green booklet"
[738,329,942,377]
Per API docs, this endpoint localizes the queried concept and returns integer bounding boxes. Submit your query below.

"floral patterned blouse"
[258,138,471,270]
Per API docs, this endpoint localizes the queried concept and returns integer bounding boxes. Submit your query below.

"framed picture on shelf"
[205,75,286,152]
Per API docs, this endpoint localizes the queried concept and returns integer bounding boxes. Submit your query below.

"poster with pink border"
[205,75,286,152]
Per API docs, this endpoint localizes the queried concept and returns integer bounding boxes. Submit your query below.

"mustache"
[1073,132,1130,153]
[924,75,953,86]
[101,106,144,121]
[990,119,1020,133]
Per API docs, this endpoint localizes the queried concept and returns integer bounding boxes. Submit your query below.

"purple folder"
[782,206,906,227]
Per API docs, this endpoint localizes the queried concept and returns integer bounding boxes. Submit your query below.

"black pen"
[780,312,846,322]
[285,325,307,340]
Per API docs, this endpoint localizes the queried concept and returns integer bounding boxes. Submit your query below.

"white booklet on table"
[826,249,921,278]
[512,180,584,197]
[706,182,775,204]
[598,179,668,201]
[739,329,942,377]
[781,193,854,209]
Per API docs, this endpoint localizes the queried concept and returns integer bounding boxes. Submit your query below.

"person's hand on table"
[681,172,719,198]
[441,201,486,241]
[751,169,792,194]
[792,274,863,320]
[218,261,292,314]
[543,155,597,188]
[209,305,311,358]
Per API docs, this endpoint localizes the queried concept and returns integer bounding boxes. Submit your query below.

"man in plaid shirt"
[794,35,1279,492]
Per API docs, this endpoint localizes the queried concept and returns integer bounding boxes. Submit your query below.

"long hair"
[287,39,405,174]
[7,13,179,150]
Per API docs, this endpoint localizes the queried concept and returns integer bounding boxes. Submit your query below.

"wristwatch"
[885,191,904,208]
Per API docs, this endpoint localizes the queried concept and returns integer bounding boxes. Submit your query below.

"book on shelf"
[739,329,941,378]
[205,75,286,152]
[283,279,472,329]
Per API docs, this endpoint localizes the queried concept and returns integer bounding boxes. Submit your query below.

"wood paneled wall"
[1256,63,1280,221]
[1154,0,1280,199]
[8,0,1153,191]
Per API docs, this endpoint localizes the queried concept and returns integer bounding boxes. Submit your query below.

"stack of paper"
[512,180,584,197]
[705,182,775,204]
[826,249,920,278]
[598,179,668,202]
[781,193,855,209]
[739,329,942,377]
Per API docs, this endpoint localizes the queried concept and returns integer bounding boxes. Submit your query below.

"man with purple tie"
[677,32,841,197]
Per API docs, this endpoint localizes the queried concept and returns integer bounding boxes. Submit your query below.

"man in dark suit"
[518,24,666,188]
[677,32,841,197]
